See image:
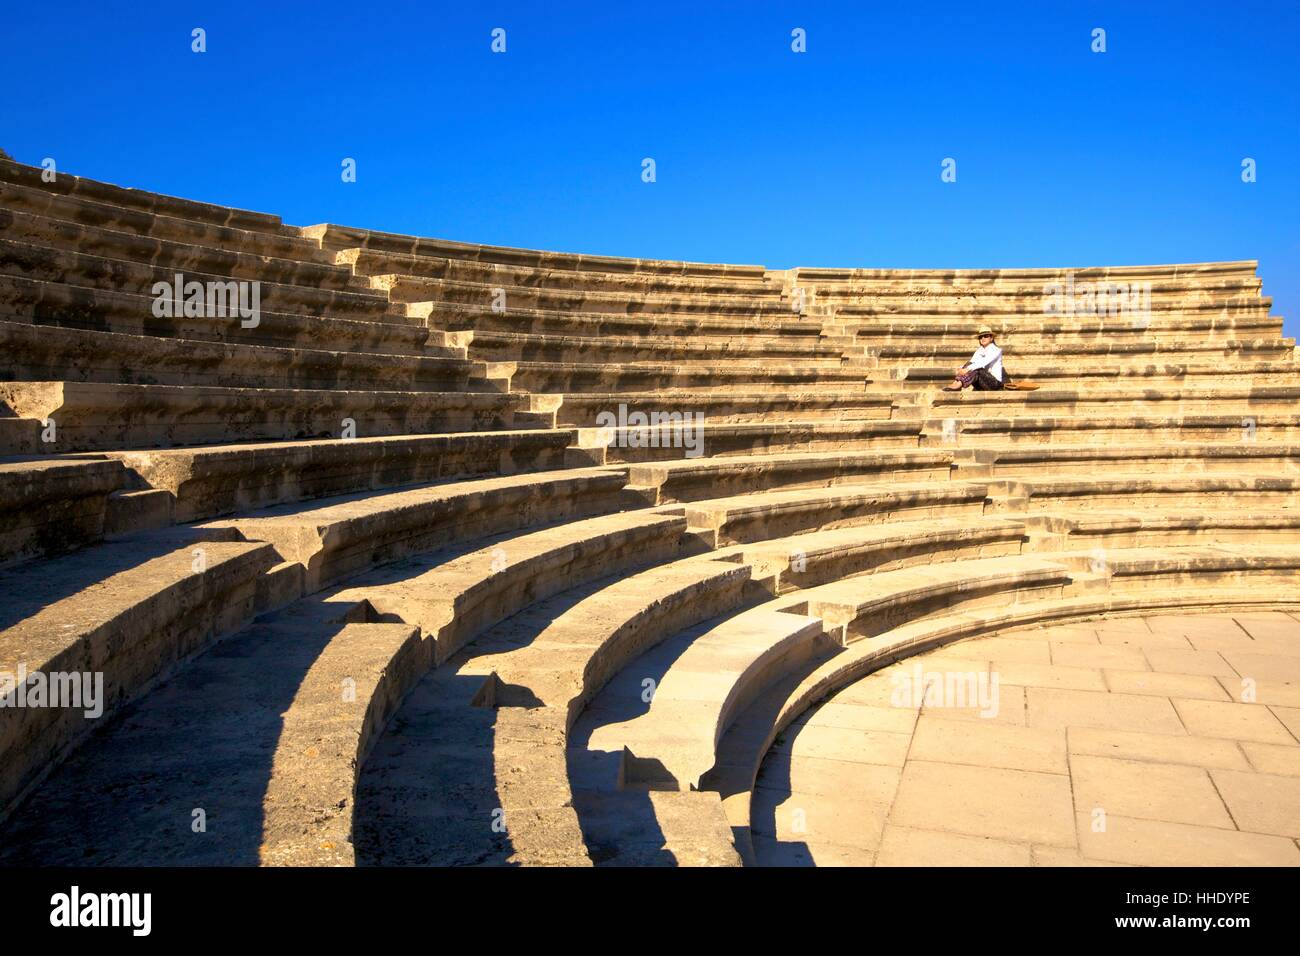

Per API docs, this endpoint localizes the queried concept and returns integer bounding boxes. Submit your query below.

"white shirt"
[965,343,1003,381]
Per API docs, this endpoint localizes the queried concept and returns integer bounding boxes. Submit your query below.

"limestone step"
[414,300,819,339]
[0,320,482,394]
[811,278,1263,306]
[0,274,432,356]
[1028,510,1300,552]
[733,517,1029,592]
[416,554,752,863]
[577,606,834,793]
[923,385,1300,418]
[892,360,1297,390]
[0,159,287,235]
[921,413,1300,446]
[792,260,1260,285]
[462,328,843,363]
[836,313,1284,342]
[985,474,1300,515]
[0,457,127,567]
[0,596,420,865]
[339,247,779,298]
[571,419,922,465]
[685,481,992,547]
[0,206,356,291]
[304,222,767,280]
[551,389,896,426]
[1083,543,1300,594]
[626,449,955,505]
[835,298,1271,321]
[0,528,280,824]
[373,273,796,318]
[954,442,1300,479]
[501,359,866,394]
[868,338,1293,362]
[784,554,1072,642]
[257,606,426,866]
[106,429,578,523]
[0,237,392,321]
[0,179,328,263]
[333,509,694,666]
[0,381,530,454]
[201,466,634,593]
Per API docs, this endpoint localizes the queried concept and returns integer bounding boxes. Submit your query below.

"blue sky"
[3,1,1297,337]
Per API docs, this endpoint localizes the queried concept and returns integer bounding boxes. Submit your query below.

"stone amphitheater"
[0,158,1297,868]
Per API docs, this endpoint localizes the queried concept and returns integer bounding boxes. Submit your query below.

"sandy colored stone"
[990,661,1107,692]
[755,753,902,804]
[1070,754,1233,828]
[889,761,1076,846]
[1076,812,1300,866]
[1051,643,1150,671]
[1025,687,1184,734]
[1103,669,1230,701]
[909,715,1067,774]
[1267,705,1300,741]
[1143,647,1238,677]
[875,825,1032,866]
[1173,699,1295,744]
[1240,742,1300,776]
[750,790,889,850]
[1068,727,1250,771]
[1209,769,1300,837]
[773,722,913,767]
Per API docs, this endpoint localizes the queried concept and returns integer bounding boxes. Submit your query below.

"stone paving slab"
[753,611,1300,867]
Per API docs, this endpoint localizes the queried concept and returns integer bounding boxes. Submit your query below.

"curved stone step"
[953,442,1300,479]
[0,320,477,393]
[332,508,694,664]
[925,413,1300,446]
[0,206,354,291]
[354,554,753,865]
[986,474,1300,514]
[304,222,767,279]
[203,466,633,593]
[0,529,279,822]
[685,481,991,547]
[340,247,777,298]
[374,272,796,318]
[553,389,894,426]
[0,179,326,262]
[416,300,819,338]
[0,381,530,454]
[627,449,954,505]
[0,159,286,234]
[0,274,431,356]
[0,457,126,567]
[464,328,839,364]
[106,428,577,523]
[571,418,921,466]
[0,237,390,321]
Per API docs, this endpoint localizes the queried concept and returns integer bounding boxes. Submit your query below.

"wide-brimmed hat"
[976,327,995,338]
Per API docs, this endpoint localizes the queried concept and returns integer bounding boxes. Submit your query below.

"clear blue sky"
[3,1,1297,337]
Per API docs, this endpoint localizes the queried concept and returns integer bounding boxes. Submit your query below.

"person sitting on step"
[944,327,1005,391]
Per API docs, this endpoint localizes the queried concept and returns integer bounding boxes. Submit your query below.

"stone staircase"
[0,157,1296,867]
